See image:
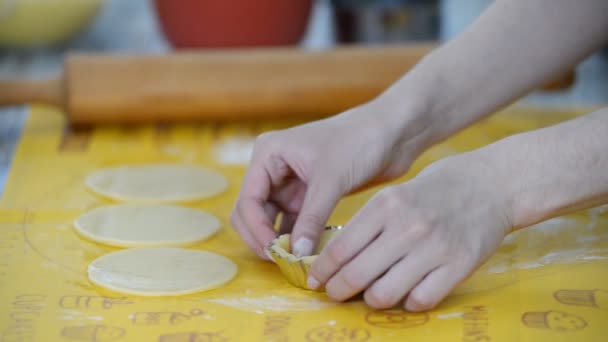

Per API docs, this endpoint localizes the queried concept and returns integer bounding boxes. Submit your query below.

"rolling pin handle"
[0,77,63,108]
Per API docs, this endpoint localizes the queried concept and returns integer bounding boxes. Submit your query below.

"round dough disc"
[88,247,237,296]
[74,204,221,248]
[85,164,228,203]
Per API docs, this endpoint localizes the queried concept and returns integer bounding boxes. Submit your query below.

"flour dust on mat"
[88,247,237,296]
[85,164,228,203]
[74,204,221,248]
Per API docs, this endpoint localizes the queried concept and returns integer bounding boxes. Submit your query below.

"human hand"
[231,101,432,260]
[308,152,513,311]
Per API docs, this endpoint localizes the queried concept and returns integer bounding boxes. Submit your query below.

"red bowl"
[154,0,313,48]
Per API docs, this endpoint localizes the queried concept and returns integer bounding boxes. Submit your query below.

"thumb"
[291,179,342,258]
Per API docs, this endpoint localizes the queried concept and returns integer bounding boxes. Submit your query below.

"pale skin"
[231,0,608,311]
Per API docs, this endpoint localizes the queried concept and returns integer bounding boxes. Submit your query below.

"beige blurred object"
[0,0,102,47]
[0,44,575,125]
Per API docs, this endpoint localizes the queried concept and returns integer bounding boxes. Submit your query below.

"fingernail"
[293,238,314,258]
[264,249,275,262]
[307,275,320,290]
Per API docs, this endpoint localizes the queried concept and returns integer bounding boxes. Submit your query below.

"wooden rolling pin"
[0,43,574,124]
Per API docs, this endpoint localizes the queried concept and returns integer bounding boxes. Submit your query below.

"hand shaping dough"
[268,226,341,291]
[74,204,221,248]
[85,164,228,203]
[88,247,237,296]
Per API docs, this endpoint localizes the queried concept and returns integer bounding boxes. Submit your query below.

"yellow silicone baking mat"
[1,105,607,341]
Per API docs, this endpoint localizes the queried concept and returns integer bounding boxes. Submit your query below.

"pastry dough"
[268,226,341,291]
[88,247,237,296]
[74,204,221,248]
[85,164,228,203]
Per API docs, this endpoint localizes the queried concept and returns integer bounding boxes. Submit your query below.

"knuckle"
[311,245,344,281]
[253,132,279,154]
[374,187,405,212]
[403,213,438,241]
[365,288,399,309]
[434,241,453,260]
[297,212,327,231]
[404,222,428,240]
[325,240,347,266]
[339,268,366,292]
[453,250,477,269]
[255,131,276,145]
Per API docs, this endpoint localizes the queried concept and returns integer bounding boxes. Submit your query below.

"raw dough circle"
[74,204,221,248]
[85,164,228,203]
[88,247,237,296]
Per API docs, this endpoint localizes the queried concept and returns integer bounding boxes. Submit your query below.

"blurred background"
[1,0,607,190]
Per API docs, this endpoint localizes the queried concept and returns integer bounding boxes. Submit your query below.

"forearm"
[376,0,608,150]
[481,107,608,230]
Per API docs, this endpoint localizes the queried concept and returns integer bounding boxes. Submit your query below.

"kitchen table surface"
[1,3,608,339]
[1,103,607,341]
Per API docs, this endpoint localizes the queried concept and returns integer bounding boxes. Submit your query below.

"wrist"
[367,79,439,159]
[370,51,473,155]
[489,134,576,231]
[476,110,608,230]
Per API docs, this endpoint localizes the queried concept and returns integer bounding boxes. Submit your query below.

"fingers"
[405,263,472,312]
[264,201,280,230]
[232,194,286,261]
[230,208,270,260]
[278,212,298,235]
[308,202,383,290]
[363,247,440,309]
[290,178,343,258]
[231,158,277,258]
[325,231,408,301]
[237,197,280,253]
